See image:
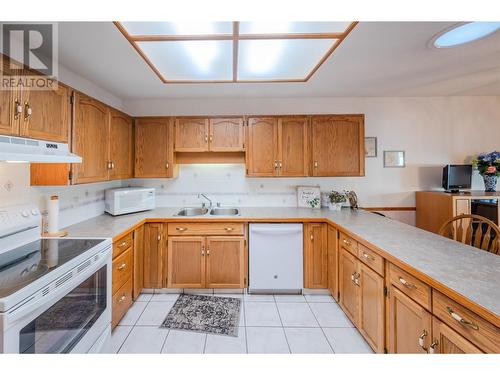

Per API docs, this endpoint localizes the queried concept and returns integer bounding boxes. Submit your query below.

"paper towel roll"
[47,195,59,234]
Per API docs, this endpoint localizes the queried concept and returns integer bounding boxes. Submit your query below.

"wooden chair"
[438,214,500,255]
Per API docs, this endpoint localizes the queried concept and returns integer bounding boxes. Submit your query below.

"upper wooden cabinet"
[135,118,176,178]
[0,57,20,136]
[209,117,245,152]
[278,117,309,176]
[20,84,70,142]
[71,93,110,184]
[246,117,278,176]
[109,109,134,180]
[304,223,328,289]
[175,117,209,152]
[310,115,365,176]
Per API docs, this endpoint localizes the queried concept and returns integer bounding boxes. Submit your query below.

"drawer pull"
[117,263,126,271]
[399,277,417,289]
[362,252,374,261]
[176,227,187,231]
[343,239,351,246]
[225,227,234,231]
[446,307,479,330]
[429,340,438,354]
[118,295,126,303]
[118,241,128,248]
[418,330,428,352]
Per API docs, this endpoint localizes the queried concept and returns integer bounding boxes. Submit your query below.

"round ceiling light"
[433,22,500,48]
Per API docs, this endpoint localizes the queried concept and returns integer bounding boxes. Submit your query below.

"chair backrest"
[438,214,500,255]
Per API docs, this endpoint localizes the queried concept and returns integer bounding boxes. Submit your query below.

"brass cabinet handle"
[418,330,429,352]
[224,227,234,231]
[119,241,128,248]
[209,135,213,142]
[362,252,374,261]
[24,101,32,120]
[399,277,417,289]
[118,295,126,303]
[310,234,314,241]
[14,99,22,119]
[157,235,161,241]
[343,239,351,246]
[206,249,210,255]
[176,227,187,232]
[446,307,479,330]
[274,161,279,170]
[429,340,438,354]
[205,134,208,142]
[117,263,126,271]
[314,161,318,168]
[166,162,169,169]
[111,162,115,169]
[201,246,205,256]
[351,272,360,286]
[278,160,282,169]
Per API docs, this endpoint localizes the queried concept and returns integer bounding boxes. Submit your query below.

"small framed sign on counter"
[297,185,321,209]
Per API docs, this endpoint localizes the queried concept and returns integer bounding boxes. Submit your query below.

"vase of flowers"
[472,151,500,192]
[328,191,346,211]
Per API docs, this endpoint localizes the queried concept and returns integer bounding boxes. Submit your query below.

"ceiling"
[57,21,500,99]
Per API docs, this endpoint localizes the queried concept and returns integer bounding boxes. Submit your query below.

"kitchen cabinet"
[0,58,20,136]
[327,225,339,301]
[133,225,144,300]
[246,116,308,177]
[339,248,360,323]
[304,223,328,289]
[174,117,209,152]
[167,223,247,289]
[111,232,134,328]
[71,93,110,184]
[310,115,365,176]
[430,317,482,354]
[209,117,245,152]
[387,286,432,353]
[143,223,166,289]
[109,109,134,180]
[135,118,176,178]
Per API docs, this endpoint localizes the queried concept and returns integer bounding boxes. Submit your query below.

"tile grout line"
[243,300,248,354]
[115,326,134,354]
[159,328,171,354]
[305,300,336,354]
[273,295,292,354]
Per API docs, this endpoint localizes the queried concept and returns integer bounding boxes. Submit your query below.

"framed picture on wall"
[383,150,406,168]
[365,137,377,157]
[297,185,321,209]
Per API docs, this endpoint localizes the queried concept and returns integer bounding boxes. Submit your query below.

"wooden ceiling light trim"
[113,21,358,84]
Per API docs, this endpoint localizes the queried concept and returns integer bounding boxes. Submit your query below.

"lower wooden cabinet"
[143,223,166,289]
[304,223,328,289]
[167,235,245,289]
[111,232,134,329]
[387,286,432,353]
[339,249,360,323]
[112,278,133,329]
[430,317,482,354]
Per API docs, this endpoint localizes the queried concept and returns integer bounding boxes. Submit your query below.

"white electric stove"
[0,204,112,354]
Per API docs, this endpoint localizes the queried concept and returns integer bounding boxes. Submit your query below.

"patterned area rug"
[161,294,241,336]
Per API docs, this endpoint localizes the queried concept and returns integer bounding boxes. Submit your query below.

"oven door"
[1,247,111,353]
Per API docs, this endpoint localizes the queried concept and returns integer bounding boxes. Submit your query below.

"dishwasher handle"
[250,228,303,235]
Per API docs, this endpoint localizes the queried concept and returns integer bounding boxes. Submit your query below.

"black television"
[442,164,472,193]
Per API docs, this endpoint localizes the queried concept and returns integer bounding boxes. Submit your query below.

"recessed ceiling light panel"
[239,21,351,35]
[120,21,233,36]
[433,22,500,48]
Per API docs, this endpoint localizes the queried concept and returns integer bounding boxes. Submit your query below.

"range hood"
[0,135,82,163]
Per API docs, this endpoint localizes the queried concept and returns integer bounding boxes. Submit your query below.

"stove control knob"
[31,209,39,216]
[21,211,29,218]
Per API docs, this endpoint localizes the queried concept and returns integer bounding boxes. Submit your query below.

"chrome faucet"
[198,194,213,209]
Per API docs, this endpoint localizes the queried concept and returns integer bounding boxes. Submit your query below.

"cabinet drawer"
[358,244,384,276]
[389,263,431,310]
[339,233,358,255]
[433,291,500,353]
[168,222,245,236]
[112,247,133,295]
[112,277,133,328]
[113,232,133,258]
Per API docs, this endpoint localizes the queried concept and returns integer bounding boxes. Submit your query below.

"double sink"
[176,207,240,217]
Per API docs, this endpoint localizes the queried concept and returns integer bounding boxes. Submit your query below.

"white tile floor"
[110,293,373,354]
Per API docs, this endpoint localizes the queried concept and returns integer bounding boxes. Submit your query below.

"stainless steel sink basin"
[209,207,240,216]
[176,207,209,216]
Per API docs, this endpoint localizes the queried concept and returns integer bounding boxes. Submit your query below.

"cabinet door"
[358,262,385,353]
[20,85,70,142]
[278,117,308,176]
[0,57,20,136]
[206,236,245,288]
[143,223,165,289]
[133,225,144,300]
[209,117,244,152]
[167,237,205,288]
[388,287,432,353]
[175,118,209,152]
[135,118,174,178]
[327,225,339,301]
[109,110,134,180]
[339,249,359,324]
[431,317,482,354]
[304,223,328,289]
[72,93,110,184]
[310,115,365,176]
[246,117,278,176]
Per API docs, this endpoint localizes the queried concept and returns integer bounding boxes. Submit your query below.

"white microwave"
[105,187,155,216]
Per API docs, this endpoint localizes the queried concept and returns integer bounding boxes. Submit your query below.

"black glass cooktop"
[0,238,105,298]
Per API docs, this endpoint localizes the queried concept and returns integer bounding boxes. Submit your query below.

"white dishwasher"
[249,223,303,293]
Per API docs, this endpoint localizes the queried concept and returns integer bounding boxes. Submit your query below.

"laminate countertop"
[65,207,500,321]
